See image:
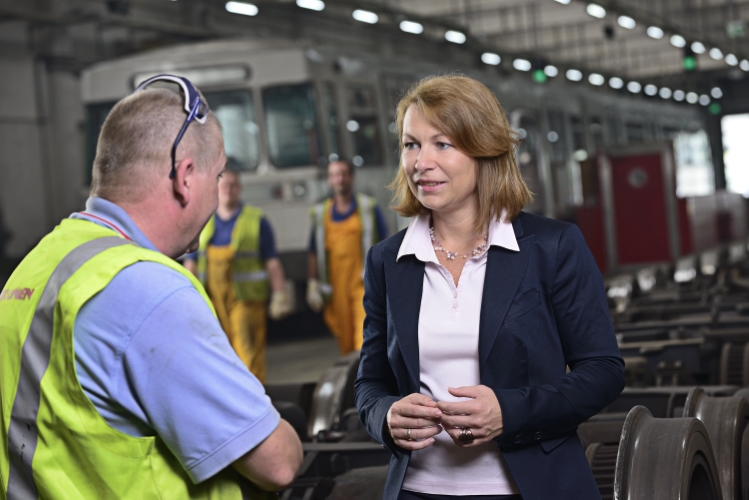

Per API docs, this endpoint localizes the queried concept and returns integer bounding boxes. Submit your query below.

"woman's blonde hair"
[389,75,532,230]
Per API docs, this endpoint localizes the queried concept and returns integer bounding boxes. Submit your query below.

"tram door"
[610,152,673,265]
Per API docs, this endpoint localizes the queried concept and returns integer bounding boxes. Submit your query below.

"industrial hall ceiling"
[2,0,749,93]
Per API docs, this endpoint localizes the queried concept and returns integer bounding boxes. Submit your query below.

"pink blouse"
[396,213,520,496]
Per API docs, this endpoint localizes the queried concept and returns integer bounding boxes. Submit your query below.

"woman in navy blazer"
[354,75,624,500]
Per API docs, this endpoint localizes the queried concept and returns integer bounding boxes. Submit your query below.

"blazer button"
[513,435,523,444]
[533,431,543,441]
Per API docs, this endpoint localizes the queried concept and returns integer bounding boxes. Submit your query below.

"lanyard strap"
[78,212,132,241]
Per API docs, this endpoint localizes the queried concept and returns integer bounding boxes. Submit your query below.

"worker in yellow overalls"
[185,169,291,382]
[307,160,388,355]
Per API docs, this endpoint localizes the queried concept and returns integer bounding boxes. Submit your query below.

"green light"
[709,102,722,115]
[683,55,697,71]
[532,69,547,83]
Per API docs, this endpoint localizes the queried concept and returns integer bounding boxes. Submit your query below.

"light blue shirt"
[70,197,280,483]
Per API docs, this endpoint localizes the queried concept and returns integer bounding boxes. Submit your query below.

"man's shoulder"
[95,261,198,311]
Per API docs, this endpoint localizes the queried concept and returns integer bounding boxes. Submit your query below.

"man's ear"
[172,157,195,207]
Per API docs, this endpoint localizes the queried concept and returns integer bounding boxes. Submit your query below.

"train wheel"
[719,342,749,386]
[683,387,749,500]
[307,352,360,440]
[614,406,722,500]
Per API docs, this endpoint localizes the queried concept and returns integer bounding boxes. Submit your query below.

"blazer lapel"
[383,248,424,392]
[478,219,535,368]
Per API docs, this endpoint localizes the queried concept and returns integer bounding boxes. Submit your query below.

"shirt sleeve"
[74,262,280,484]
[259,217,278,260]
[374,205,389,241]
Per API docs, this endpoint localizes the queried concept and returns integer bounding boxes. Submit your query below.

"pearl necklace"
[429,226,489,260]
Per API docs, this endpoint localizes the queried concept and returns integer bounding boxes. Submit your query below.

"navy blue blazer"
[354,211,625,500]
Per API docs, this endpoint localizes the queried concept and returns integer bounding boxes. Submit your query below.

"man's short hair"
[91,87,221,202]
[328,158,354,175]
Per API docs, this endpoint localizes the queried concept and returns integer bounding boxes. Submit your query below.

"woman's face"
[401,105,478,217]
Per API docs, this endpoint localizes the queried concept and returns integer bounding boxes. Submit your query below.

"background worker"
[185,166,291,383]
[1,76,302,498]
[307,159,388,355]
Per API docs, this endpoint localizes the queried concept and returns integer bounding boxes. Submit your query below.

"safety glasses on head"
[133,74,210,179]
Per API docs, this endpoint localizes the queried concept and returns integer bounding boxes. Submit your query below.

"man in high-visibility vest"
[0,75,302,499]
[184,168,292,383]
[307,159,388,355]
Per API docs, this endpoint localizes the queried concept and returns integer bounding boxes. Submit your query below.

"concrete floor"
[266,335,341,384]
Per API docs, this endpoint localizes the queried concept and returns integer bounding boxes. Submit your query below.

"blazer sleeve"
[494,223,625,449]
[354,246,401,455]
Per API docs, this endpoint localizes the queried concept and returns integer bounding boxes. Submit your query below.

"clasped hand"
[386,385,504,450]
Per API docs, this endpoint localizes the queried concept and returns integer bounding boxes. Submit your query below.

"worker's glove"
[269,289,293,320]
[306,279,324,313]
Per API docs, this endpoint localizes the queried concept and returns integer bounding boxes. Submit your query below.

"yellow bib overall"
[322,207,366,355]
[205,245,268,383]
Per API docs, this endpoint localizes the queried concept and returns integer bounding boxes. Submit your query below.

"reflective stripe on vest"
[233,271,268,283]
[6,237,131,499]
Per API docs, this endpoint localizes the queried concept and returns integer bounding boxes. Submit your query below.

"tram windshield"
[262,83,323,168]
[204,90,260,171]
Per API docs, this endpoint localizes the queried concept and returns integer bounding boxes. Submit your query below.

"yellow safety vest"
[310,194,378,298]
[0,218,273,499]
[196,205,269,302]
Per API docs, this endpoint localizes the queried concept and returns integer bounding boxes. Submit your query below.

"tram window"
[204,90,260,171]
[263,83,323,168]
[348,115,381,166]
[346,84,382,167]
[84,101,117,186]
[320,82,341,160]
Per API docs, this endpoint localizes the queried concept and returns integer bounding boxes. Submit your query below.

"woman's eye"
[403,142,418,150]
[436,142,451,149]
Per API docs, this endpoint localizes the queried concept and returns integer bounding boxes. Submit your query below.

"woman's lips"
[416,180,446,193]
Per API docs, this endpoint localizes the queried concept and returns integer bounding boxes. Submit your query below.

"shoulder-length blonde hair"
[389,75,532,230]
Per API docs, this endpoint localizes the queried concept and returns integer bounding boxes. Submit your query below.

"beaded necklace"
[429,225,489,260]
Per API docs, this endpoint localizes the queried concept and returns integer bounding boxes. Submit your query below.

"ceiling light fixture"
[709,47,723,60]
[609,77,624,89]
[586,4,606,18]
[296,0,324,11]
[225,1,258,16]
[673,90,685,101]
[400,20,423,34]
[647,26,664,39]
[617,16,636,29]
[726,54,739,66]
[644,84,658,96]
[445,30,466,44]
[544,65,559,77]
[352,9,378,24]
[670,35,686,48]
[691,41,705,54]
[627,81,642,93]
[566,69,583,81]
[513,59,532,71]
[588,73,605,85]
[481,52,501,65]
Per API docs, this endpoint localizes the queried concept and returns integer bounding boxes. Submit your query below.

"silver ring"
[407,428,412,441]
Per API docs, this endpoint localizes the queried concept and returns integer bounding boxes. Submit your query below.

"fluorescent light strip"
[225,1,258,16]
[400,20,423,34]
[352,9,378,24]
[445,30,466,44]
[296,0,324,11]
